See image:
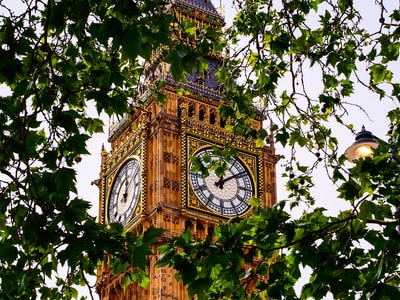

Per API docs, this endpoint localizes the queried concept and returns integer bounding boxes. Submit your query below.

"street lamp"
[345,126,379,162]
[345,125,400,234]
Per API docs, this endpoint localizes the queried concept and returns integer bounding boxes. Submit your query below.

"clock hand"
[122,167,129,203]
[215,171,247,189]
[124,166,140,198]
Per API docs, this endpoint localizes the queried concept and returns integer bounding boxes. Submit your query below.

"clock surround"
[188,147,255,217]
[182,133,263,220]
[106,157,142,225]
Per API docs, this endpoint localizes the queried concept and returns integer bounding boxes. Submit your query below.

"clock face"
[189,148,254,216]
[108,158,141,225]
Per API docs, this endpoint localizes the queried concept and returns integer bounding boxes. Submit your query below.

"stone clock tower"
[96,0,279,299]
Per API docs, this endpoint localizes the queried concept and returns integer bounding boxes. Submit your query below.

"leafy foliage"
[1,0,400,299]
[0,0,190,298]
[162,0,400,299]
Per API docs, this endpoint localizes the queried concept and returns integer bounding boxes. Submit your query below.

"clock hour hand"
[215,171,247,189]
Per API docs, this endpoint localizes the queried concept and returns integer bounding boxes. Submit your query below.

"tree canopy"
[0,0,399,299]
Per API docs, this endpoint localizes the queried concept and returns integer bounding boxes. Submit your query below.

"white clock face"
[189,148,254,216]
[108,158,141,225]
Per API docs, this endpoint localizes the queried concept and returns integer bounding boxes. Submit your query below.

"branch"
[367,218,400,226]
[248,213,356,256]
[79,261,96,300]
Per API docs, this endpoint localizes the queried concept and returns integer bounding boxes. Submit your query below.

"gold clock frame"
[101,126,148,229]
[105,152,143,227]
[182,133,261,218]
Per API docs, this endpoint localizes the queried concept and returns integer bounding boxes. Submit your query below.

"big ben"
[96,0,279,299]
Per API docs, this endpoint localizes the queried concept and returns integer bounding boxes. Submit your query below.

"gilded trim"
[183,134,259,218]
[101,111,149,229]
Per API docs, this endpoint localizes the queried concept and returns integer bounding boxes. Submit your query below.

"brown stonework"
[95,1,279,299]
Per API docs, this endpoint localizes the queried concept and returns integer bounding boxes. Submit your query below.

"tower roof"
[173,0,223,22]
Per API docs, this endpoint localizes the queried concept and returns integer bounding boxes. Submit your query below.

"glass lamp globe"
[345,126,379,162]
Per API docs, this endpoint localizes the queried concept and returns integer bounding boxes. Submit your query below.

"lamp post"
[345,125,400,235]
[344,126,379,162]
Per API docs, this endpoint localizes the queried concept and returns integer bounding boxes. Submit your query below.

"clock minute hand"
[120,167,128,202]
[126,167,139,193]
[215,171,247,189]
[124,165,139,199]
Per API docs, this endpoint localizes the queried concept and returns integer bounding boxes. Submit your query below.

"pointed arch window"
[199,105,206,121]
[188,102,196,118]
[210,109,216,125]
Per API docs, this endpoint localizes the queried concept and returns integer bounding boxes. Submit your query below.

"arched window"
[220,117,226,128]
[188,102,195,117]
[185,220,192,232]
[217,84,225,94]
[199,105,206,121]
[210,109,216,125]
[208,226,214,240]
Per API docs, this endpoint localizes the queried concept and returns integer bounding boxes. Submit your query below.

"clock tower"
[96,0,279,299]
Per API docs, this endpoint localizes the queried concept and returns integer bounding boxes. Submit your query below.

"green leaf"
[275,129,289,147]
[131,245,152,270]
[142,226,164,245]
[121,26,141,61]
[180,228,192,245]
[54,168,77,193]
[323,74,339,89]
[0,243,18,264]
[370,64,393,84]
[165,49,185,82]
[337,60,355,78]
[111,259,128,276]
[289,129,307,147]
[182,19,196,36]
[177,259,197,285]
[188,278,213,300]
[78,117,104,134]
[52,110,80,133]
[370,283,400,299]
[64,134,90,155]
[156,247,175,268]
[217,105,235,119]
